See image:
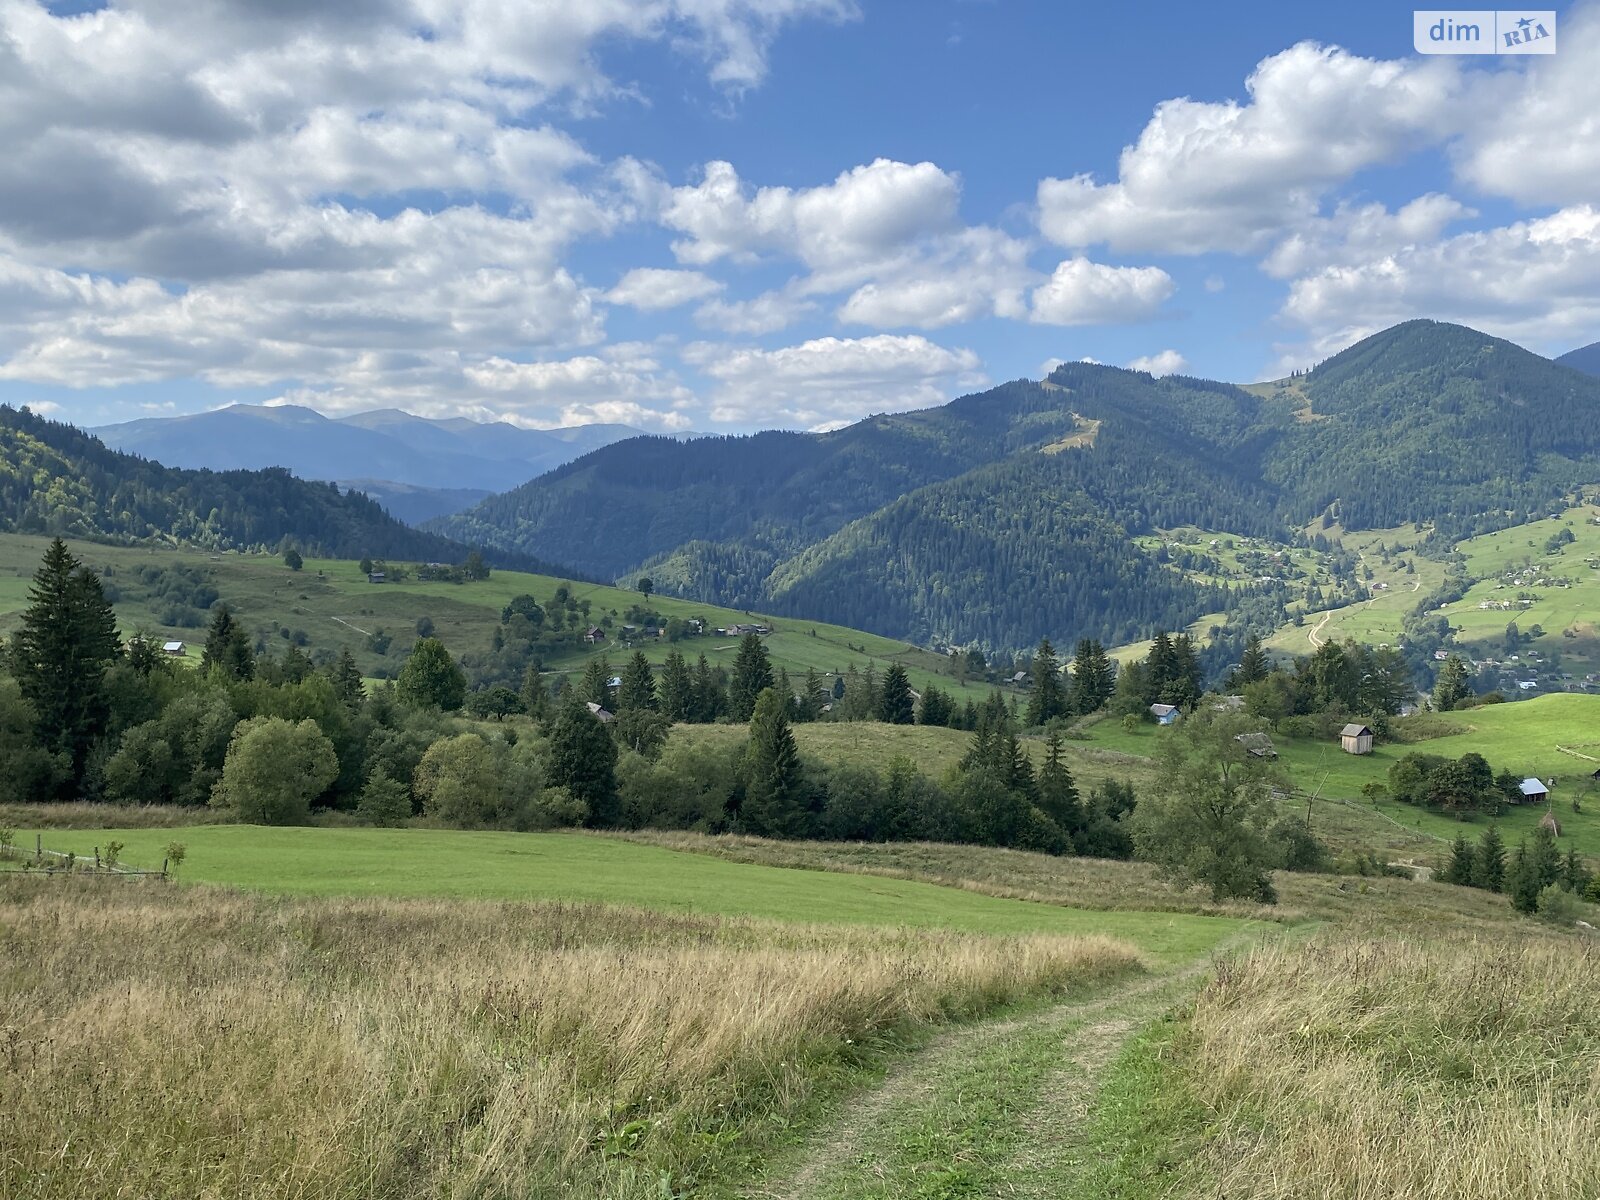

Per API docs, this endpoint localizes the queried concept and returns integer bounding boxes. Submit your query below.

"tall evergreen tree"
[1473,825,1507,892]
[691,654,724,723]
[202,603,255,681]
[1229,634,1270,690]
[1025,638,1066,726]
[917,682,953,727]
[1440,834,1476,886]
[1069,638,1114,715]
[11,538,120,781]
[743,687,805,836]
[879,663,915,724]
[617,651,657,713]
[1036,731,1082,836]
[547,696,619,826]
[658,651,694,722]
[578,655,614,711]
[329,649,366,711]
[519,662,550,723]
[728,633,774,721]
[1434,655,1472,711]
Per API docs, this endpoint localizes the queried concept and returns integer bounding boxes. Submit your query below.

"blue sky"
[1,0,1596,432]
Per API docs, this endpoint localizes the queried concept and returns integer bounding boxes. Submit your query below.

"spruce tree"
[617,651,657,713]
[547,696,619,826]
[329,649,366,710]
[879,663,915,724]
[1026,638,1066,726]
[658,651,694,722]
[12,538,120,780]
[519,662,550,723]
[202,604,255,681]
[917,682,952,727]
[1433,655,1472,711]
[1441,834,1475,886]
[728,633,774,721]
[691,654,724,722]
[1036,731,1083,836]
[578,655,614,711]
[1069,638,1114,715]
[1473,825,1507,892]
[743,687,805,836]
[1230,634,1270,690]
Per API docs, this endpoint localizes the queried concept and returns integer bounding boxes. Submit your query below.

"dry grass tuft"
[0,877,1138,1198]
[1178,932,1600,1199]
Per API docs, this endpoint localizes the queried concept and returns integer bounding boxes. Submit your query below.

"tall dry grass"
[1177,932,1600,1199]
[0,877,1138,1199]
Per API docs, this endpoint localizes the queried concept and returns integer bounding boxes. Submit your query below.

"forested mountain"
[434,321,1600,652]
[1557,340,1600,377]
[0,404,548,567]
[92,403,643,521]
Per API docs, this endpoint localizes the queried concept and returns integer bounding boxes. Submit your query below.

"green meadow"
[1076,694,1600,855]
[0,532,1004,703]
[15,825,1242,960]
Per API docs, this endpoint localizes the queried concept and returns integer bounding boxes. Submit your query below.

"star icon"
[1517,16,1533,30]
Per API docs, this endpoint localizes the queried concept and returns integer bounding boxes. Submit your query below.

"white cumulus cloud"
[1029,258,1174,325]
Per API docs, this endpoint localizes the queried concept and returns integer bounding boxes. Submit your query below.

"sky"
[1,0,1597,434]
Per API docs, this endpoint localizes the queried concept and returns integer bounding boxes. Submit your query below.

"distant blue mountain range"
[92,404,644,524]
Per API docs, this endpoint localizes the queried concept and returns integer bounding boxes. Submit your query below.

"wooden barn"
[1520,777,1549,804]
[1339,723,1374,755]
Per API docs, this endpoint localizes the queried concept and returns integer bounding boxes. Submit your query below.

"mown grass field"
[0,532,1006,704]
[15,825,1243,959]
[1075,694,1600,856]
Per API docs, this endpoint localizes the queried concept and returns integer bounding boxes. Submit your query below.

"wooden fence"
[0,835,170,879]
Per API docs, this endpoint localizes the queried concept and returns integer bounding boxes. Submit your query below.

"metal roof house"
[1520,777,1549,804]
[1149,703,1180,725]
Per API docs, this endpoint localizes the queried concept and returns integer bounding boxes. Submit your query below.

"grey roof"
[1150,703,1178,716]
[1341,723,1373,737]
[1521,777,1548,795]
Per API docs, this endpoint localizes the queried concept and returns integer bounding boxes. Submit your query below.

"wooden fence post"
[161,859,169,881]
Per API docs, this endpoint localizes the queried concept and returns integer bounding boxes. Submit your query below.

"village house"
[1340,723,1374,755]
[162,640,187,657]
[367,571,386,584]
[1519,777,1549,804]
[584,625,606,644]
[585,702,615,724]
[1150,703,1180,725]
[1235,732,1277,759]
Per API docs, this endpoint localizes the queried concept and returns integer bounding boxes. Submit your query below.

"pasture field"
[1075,694,1600,856]
[668,720,1162,798]
[0,878,1142,1200]
[1434,503,1600,675]
[0,532,1006,704]
[14,825,1244,959]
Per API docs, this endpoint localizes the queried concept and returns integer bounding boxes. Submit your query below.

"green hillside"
[434,321,1600,653]
[0,404,517,567]
[1077,694,1600,855]
[0,533,1007,702]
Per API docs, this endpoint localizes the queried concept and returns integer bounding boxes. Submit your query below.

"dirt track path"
[749,938,1255,1200]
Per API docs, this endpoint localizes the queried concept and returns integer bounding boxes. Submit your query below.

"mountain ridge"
[433,320,1600,651]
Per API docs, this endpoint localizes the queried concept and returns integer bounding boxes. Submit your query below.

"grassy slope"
[1436,503,1600,677]
[0,532,1006,703]
[19,825,1241,959]
[1077,693,1600,855]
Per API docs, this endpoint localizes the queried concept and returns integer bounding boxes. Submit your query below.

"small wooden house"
[1150,703,1180,726]
[1339,723,1374,755]
[161,640,187,657]
[1235,732,1277,759]
[585,701,615,724]
[1520,777,1549,804]
[584,625,606,644]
